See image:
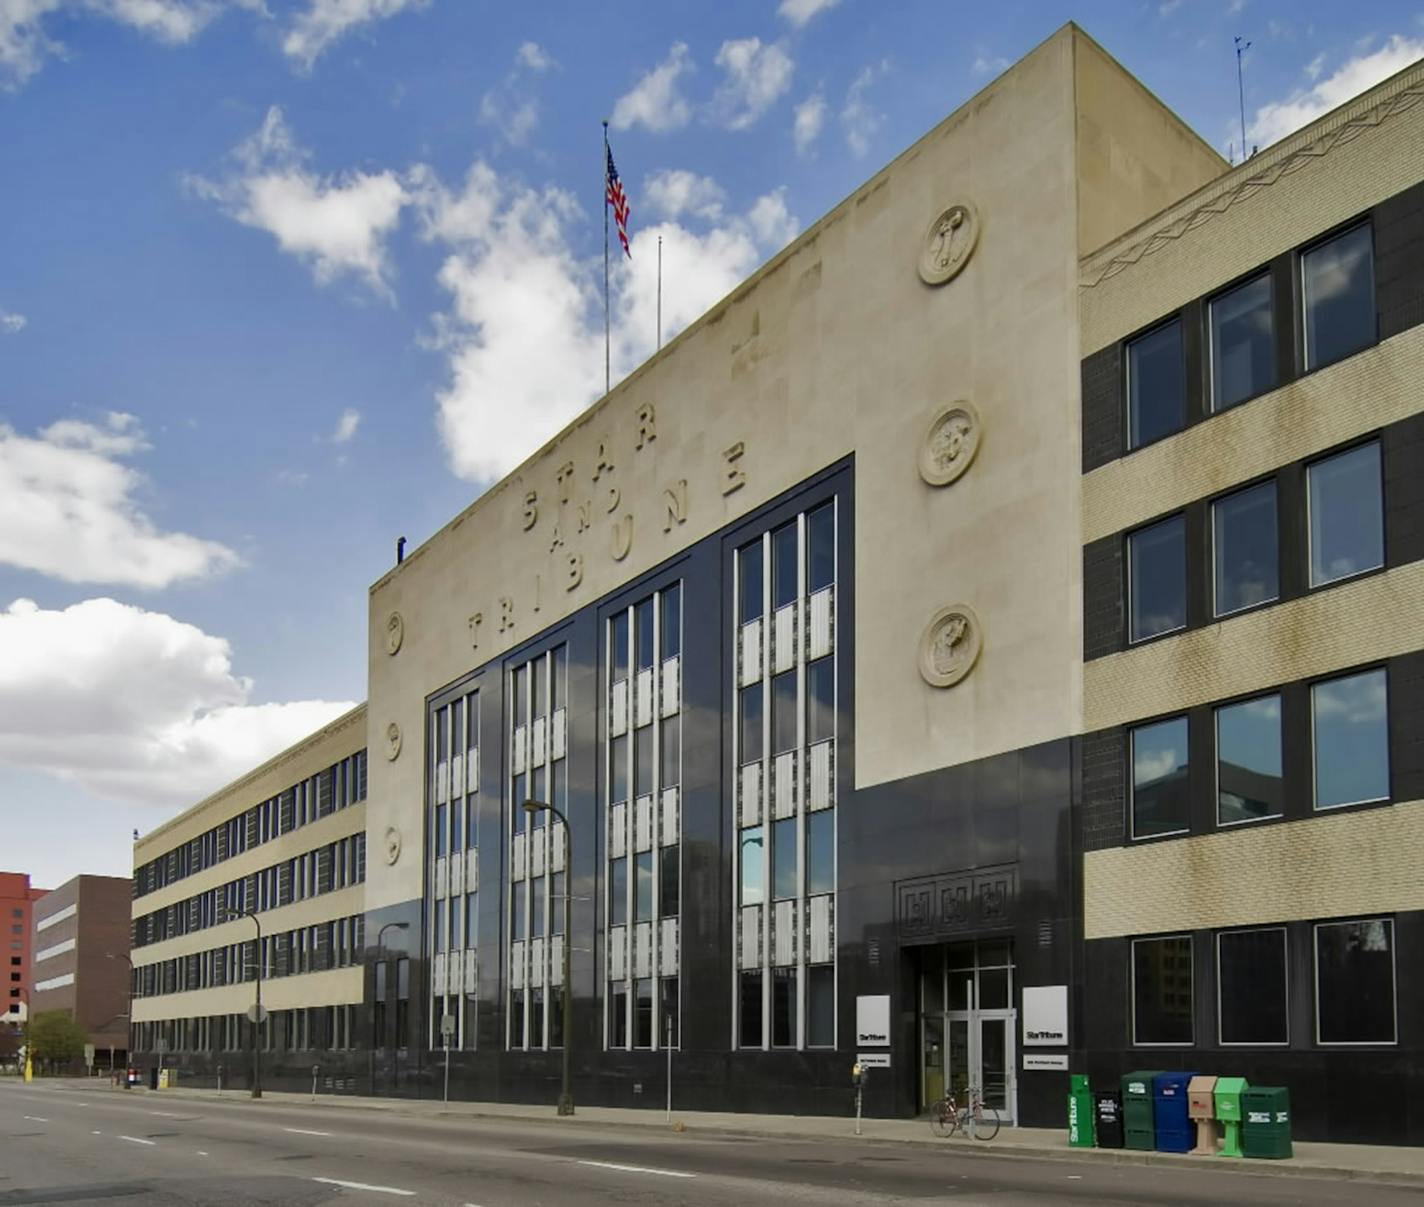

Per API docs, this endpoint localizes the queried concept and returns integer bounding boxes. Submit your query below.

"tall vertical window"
[506,646,568,1051]
[1130,716,1189,840]
[1315,918,1395,1044]
[1302,224,1375,371]
[1311,668,1389,810]
[1215,694,1283,825]
[1209,274,1275,410]
[1307,442,1383,588]
[733,497,839,1051]
[1218,929,1288,1045]
[1128,515,1186,642]
[1132,934,1193,1045]
[605,582,683,1050]
[1212,481,1278,616]
[1127,319,1185,449]
[429,688,479,1050]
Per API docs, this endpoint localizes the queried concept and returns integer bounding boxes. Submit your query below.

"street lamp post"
[523,799,573,1117]
[232,909,264,1099]
[373,921,409,1083]
[105,953,133,1089]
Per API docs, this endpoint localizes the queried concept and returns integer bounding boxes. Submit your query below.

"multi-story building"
[129,705,370,1087]
[127,25,1424,1143]
[1,871,48,1025]
[1075,57,1424,1145]
[30,875,133,1068]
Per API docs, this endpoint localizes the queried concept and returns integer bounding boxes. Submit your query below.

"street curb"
[109,1085,1424,1188]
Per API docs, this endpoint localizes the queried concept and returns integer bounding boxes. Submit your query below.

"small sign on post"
[84,1043,96,1070]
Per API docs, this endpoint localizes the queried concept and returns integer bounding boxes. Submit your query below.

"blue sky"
[2,0,1421,888]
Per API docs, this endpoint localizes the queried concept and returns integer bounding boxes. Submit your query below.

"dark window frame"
[1309,663,1392,813]
[1124,316,1188,453]
[1125,511,1188,646]
[1305,436,1387,593]
[1127,712,1191,843]
[1299,219,1378,375]
[1313,915,1397,1047]
[1216,926,1290,1047]
[1130,933,1195,1047]
[1207,269,1278,414]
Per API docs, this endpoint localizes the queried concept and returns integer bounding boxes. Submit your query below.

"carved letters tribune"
[464,403,748,654]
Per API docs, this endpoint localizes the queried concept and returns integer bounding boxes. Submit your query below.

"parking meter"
[851,1062,867,1135]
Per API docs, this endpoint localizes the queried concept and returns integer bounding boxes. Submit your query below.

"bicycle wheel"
[969,1102,1001,1140]
[929,1098,957,1138]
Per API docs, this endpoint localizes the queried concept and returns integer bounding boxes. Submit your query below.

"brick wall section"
[1376,179,1424,341]
[1080,343,1122,473]
[1082,535,1123,660]
[1080,728,1126,851]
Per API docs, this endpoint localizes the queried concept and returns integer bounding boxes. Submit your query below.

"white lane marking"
[92,1130,103,1135]
[311,1177,416,1197]
[197,1151,209,1157]
[147,1110,187,1118]
[22,1116,49,1123]
[576,1160,696,1179]
[283,1127,332,1137]
[1067,1174,1083,1179]
[118,1136,157,1146]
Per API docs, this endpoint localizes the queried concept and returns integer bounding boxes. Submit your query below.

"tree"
[26,1010,87,1068]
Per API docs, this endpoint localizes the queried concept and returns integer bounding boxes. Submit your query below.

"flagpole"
[603,119,611,398]
[657,236,662,352]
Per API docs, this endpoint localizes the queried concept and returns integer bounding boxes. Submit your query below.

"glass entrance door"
[942,1010,1017,1120]
[920,940,1018,1123]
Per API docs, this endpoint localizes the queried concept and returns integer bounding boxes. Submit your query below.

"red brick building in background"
[31,875,132,1068]
[1,872,49,1026]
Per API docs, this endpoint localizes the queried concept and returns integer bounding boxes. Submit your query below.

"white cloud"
[842,59,888,156]
[516,40,552,71]
[189,105,411,296]
[282,0,425,70]
[414,160,797,482]
[777,0,839,28]
[1158,0,1181,16]
[84,0,221,43]
[332,407,360,443]
[711,37,794,130]
[0,1,60,89]
[478,41,556,147]
[792,92,825,153]
[971,53,1009,77]
[1248,34,1424,148]
[0,310,26,333]
[644,169,726,222]
[611,41,693,132]
[0,597,355,808]
[0,412,240,588]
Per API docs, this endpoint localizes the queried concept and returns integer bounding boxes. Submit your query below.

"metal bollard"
[217,1065,224,1095]
[311,1065,320,1103]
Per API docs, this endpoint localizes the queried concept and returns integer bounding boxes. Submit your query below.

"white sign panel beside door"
[855,995,890,1047]
[1021,985,1068,1047]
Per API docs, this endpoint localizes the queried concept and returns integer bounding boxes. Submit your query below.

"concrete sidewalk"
[95,1080,1424,1187]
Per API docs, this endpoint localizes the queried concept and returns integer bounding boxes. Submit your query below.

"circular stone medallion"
[385,721,402,761]
[918,604,983,688]
[384,826,402,866]
[918,201,980,286]
[384,611,404,656]
[919,400,982,487]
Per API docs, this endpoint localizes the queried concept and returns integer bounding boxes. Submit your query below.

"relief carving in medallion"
[384,826,402,866]
[919,400,981,487]
[918,201,980,286]
[385,721,402,761]
[384,611,404,656]
[918,604,983,688]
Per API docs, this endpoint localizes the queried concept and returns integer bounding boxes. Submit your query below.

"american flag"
[605,143,631,258]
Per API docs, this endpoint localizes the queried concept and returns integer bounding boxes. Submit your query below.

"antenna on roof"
[1235,36,1253,161]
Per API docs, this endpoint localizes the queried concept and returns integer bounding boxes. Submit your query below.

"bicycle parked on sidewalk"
[929,1086,1001,1141]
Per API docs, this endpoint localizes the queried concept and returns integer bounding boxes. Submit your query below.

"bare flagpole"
[657,236,663,352]
[603,119,611,397]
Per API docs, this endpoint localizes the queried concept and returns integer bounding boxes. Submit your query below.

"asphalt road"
[0,1079,1415,1206]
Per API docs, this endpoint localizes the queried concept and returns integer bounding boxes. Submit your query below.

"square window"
[806,658,835,744]
[1127,319,1186,449]
[609,982,627,1048]
[1131,935,1193,1045]
[1130,716,1190,840]
[772,524,798,609]
[1212,481,1278,616]
[1312,669,1389,809]
[1218,929,1288,1045]
[806,810,834,896]
[659,847,679,919]
[661,585,681,661]
[1308,442,1383,588]
[1128,515,1186,642]
[1315,918,1395,1044]
[634,978,654,1048]
[772,817,797,901]
[634,853,654,922]
[1215,694,1283,826]
[1210,273,1276,410]
[739,542,764,624]
[739,684,764,764]
[1303,224,1375,371]
[739,970,763,1048]
[771,968,797,1047]
[806,504,835,593]
[609,857,628,926]
[771,671,797,755]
